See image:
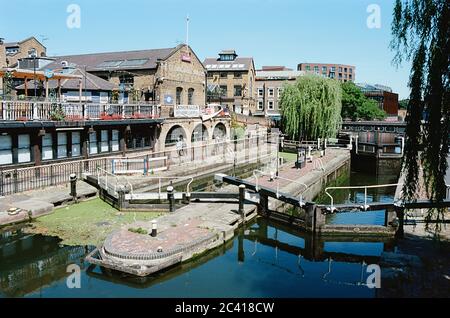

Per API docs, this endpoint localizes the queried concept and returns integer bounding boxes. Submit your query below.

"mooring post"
[151,220,157,237]
[238,184,246,219]
[69,173,78,203]
[305,204,316,232]
[117,187,125,211]
[167,185,175,212]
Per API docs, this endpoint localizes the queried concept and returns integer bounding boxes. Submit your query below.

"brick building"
[297,63,355,82]
[0,38,6,95]
[45,44,206,111]
[204,50,256,115]
[356,83,399,116]
[255,66,304,121]
[4,37,46,68]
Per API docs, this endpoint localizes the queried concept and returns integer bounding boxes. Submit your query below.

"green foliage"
[391,0,449,230]
[280,75,342,140]
[111,90,119,103]
[341,82,386,120]
[3,71,13,96]
[398,99,409,109]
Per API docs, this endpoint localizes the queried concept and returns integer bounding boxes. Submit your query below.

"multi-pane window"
[277,87,283,99]
[314,66,319,73]
[305,65,311,71]
[0,135,13,165]
[42,134,53,160]
[349,68,353,73]
[111,130,119,152]
[338,67,343,72]
[188,88,195,105]
[344,67,348,73]
[100,130,109,153]
[57,132,68,159]
[322,66,327,72]
[72,132,81,157]
[331,66,336,72]
[258,88,264,97]
[220,72,227,78]
[176,87,183,105]
[268,101,274,110]
[234,72,242,78]
[257,100,264,110]
[220,85,227,97]
[89,131,98,155]
[234,85,242,97]
[18,134,31,163]
[268,88,274,97]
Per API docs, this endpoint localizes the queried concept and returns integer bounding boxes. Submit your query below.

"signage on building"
[164,95,174,105]
[44,69,54,79]
[174,105,200,118]
[181,52,191,63]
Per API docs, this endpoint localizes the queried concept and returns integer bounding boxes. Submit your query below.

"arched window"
[176,87,183,105]
[188,88,195,105]
[165,125,187,146]
[191,124,208,142]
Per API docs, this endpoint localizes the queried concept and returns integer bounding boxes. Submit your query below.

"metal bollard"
[70,173,77,202]
[151,220,157,237]
[167,185,175,212]
[238,184,246,218]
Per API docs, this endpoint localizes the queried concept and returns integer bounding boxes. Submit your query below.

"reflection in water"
[0,219,395,298]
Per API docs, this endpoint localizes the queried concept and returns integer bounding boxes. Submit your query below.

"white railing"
[324,183,403,212]
[0,101,160,121]
[125,175,194,201]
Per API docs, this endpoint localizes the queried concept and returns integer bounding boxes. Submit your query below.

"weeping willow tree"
[391,0,449,229]
[280,75,342,140]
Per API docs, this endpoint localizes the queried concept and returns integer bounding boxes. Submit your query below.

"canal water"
[0,168,400,298]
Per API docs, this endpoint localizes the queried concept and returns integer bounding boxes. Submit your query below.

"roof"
[219,49,237,55]
[260,66,293,71]
[4,37,46,49]
[256,70,304,80]
[0,67,82,81]
[203,57,254,72]
[356,82,393,93]
[14,68,116,91]
[44,47,177,72]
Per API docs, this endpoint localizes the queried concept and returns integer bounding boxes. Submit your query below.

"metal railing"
[0,101,160,121]
[0,133,277,196]
[324,183,402,212]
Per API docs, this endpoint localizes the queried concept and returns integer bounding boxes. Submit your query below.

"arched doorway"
[191,124,209,143]
[165,125,187,147]
[212,123,227,141]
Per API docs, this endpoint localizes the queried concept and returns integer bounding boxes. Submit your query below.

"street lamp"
[28,48,38,98]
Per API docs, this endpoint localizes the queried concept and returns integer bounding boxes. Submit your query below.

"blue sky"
[1,0,411,98]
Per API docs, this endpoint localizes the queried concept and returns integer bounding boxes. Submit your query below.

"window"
[57,133,68,159]
[100,130,109,153]
[339,73,343,78]
[329,72,335,79]
[349,74,353,80]
[338,67,343,72]
[72,132,81,157]
[344,67,348,73]
[176,87,183,105]
[111,130,120,152]
[119,75,134,89]
[220,85,227,97]
[42,134,53,160]
[258,88,264,97]
[258,100,264,110]
[220,72,227,78]
[18,134,31,163]
[268,88,274,97]
[277,87,283,98]
[322,66,327,72]
[349,68,353,74]
[89,131,98,155]
[234,85,242,97]
[188,88,195,105]
[314,66,319,73]
[268,100,274,110]
[305,65,311,71]
[331,66,336,72]
[0,135,13,165]
[234,72,242,78]
[207,72,213,78]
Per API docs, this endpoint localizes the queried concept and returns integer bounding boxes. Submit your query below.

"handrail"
[324,183,403,212]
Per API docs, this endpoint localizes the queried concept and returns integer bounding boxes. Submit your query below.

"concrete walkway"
[0,181,98,227]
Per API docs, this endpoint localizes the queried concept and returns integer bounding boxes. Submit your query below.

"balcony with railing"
[0,101,161,122]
